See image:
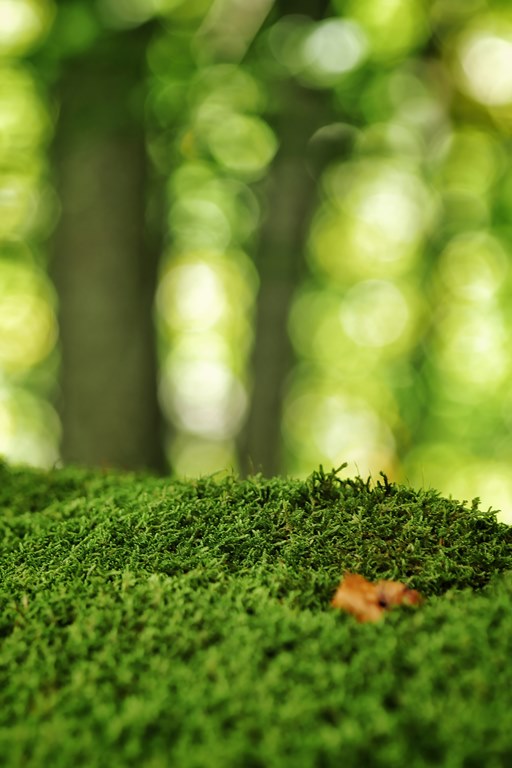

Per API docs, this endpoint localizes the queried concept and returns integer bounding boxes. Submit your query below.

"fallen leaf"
[331,572,423,622]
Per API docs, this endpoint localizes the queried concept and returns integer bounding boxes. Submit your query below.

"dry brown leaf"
[331,572,423,623]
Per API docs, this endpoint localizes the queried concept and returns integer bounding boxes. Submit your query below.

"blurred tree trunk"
[239,80,332,475]
[238,0,336,476]
[52,23,166,472]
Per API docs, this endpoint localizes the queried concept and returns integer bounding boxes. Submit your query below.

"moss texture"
[1,461,512,767]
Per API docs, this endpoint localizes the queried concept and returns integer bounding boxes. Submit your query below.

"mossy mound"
[1,462,512,767]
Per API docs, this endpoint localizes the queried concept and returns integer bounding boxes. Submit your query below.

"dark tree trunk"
[239,80,333,475]
[238,0,336,476]
[52,24,166,472]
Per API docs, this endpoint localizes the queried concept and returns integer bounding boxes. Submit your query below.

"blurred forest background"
[2,0,512,521]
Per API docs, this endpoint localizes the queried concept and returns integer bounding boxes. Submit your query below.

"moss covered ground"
[1,461,512,767]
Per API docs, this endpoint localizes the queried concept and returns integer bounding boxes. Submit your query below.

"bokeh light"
[205,114,277,178]
[0,0,54,56]
[340,0,430,61]
[0,0,59,468]
[437,231,507,302]
[436,305,509,390]
[339,280,410,348]
[0,264,57,372]
[0,387,60,467]
[310,158,433,282]
[283,378,396,480]
[267,15,368,88]
[458,29,512,107]
[156,245,257,473]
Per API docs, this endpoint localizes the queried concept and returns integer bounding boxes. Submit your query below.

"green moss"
[1,463,512,766]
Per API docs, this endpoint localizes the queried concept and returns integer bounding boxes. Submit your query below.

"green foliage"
[1,464,512,766]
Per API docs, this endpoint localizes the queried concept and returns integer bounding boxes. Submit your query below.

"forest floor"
[1,462,512,767]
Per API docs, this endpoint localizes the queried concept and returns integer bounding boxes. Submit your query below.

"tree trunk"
[52,24,166,472]
[239,81,332,475]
